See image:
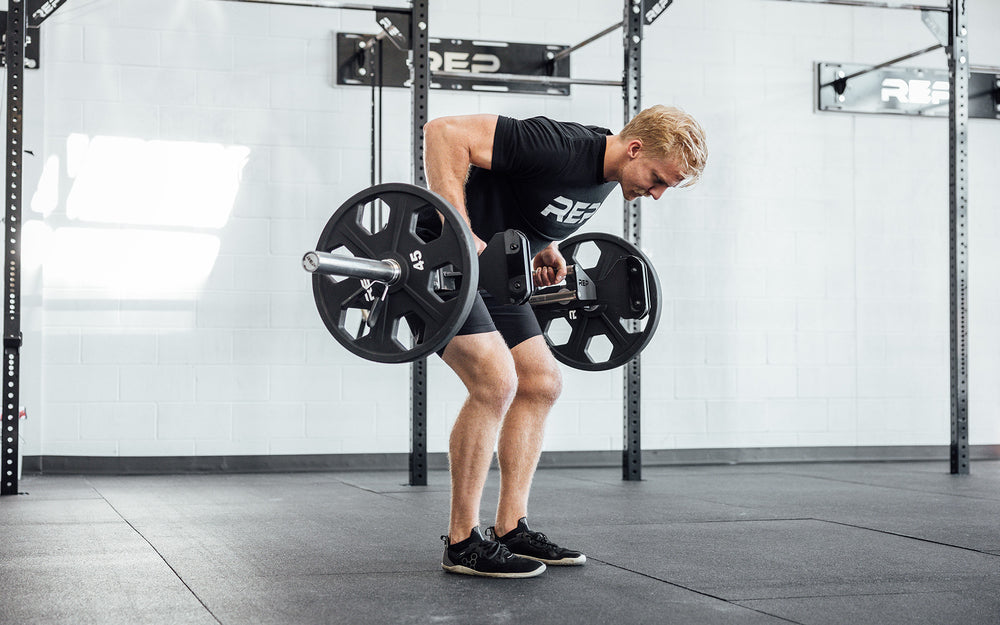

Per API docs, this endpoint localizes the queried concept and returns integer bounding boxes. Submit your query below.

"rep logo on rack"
[429,49,501,74]
[882,78,949,105]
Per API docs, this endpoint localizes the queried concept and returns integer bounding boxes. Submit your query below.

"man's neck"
[603,135,626,183]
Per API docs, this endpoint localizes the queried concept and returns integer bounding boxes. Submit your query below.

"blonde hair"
[620,105,708,186]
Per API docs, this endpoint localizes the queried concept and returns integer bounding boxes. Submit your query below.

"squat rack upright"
[2,0,26,496]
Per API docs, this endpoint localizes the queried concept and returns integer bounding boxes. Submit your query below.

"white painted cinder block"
[43,332,82,365]
[197,293,270,329]
[25,0,999,460]
[232,403,307,440]
[706,333,766,366]
[121,68,199,106]
[157,330,234,365]
[39,403,82,442]
[738,366,798,399]
[797,367,857,398]
[119,440,198,457]
[121,366,196,402]
[706,401,768,433]
[158,403,234,441]
[80,403,156,441]
[196,366,270,402]
[44,365,119,403]
[83,27,160,67]
[45,24,84,63]
[675,367,739,400]
[81,333,157,365]
[270,365,341,403]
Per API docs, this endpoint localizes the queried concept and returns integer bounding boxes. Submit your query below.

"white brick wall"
[16,0,1000,459]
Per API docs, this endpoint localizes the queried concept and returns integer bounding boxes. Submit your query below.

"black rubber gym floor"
[3,460,999,624]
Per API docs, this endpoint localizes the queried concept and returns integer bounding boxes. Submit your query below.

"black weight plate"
[311,183,478,363]
[534,233,662,371]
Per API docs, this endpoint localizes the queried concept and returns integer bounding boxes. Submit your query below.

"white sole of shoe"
[441,562,547,578]
[518,553,587,566]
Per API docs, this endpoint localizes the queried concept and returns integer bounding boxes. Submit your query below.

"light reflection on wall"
[65,134,248,228]
[33,135,250,302]
[42,228,222,300]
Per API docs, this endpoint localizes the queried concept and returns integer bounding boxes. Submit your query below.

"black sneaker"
[487,518,586,566]
[441,527,546,578]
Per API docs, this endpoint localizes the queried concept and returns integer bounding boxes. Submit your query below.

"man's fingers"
[533,266,562,287]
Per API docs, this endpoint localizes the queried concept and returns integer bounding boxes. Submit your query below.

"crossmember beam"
[214,0,412,11]
[770,0,947,12]
[431,71,622,88]
[549,21,624,64]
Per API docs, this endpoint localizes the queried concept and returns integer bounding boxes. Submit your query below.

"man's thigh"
[438,290,543,357]
[483,293,543,351]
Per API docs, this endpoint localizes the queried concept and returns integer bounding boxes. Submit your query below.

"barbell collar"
[303,250,401,284]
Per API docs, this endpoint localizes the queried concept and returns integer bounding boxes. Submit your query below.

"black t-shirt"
[470,116,617,255]
[419,116,617,257]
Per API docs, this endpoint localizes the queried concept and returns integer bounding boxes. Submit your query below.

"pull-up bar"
[432,70,623,88]
[215,0,411,11]
[548,21,625,64]
[820,42,944,92]
[770,0,947,11]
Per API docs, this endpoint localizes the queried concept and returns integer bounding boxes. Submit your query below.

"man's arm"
[423,114,498,253]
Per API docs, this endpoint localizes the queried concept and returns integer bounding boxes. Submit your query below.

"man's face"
[620,149,687,201]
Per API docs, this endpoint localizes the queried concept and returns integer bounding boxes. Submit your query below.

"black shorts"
[438,290,542,356]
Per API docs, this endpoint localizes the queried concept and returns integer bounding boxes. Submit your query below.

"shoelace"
[524,530,556,549]
[472,540,512,561]
[488,527,558,551]
[443,535,514,562]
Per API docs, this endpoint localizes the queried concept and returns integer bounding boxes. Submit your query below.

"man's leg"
[441,331,518,542]
[494,335,562,536]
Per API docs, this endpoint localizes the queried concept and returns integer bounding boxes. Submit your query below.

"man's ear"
[627,139,643,158]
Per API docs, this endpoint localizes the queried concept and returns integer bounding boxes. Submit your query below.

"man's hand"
[532,243,567,287]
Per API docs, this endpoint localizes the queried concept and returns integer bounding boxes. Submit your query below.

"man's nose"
[649,186,665,200]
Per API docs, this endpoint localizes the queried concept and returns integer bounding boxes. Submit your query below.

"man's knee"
[471,365,519,413]
[507,337,562,406]
[514,353,562,406]
[444,333,519,413]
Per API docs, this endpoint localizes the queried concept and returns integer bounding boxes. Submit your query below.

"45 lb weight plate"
[310,183,478,363]
[533,233,662,371]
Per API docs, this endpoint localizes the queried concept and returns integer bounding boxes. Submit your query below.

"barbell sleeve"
[302,251,401,284]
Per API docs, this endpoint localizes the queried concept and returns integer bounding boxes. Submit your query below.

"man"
[423,105,708,578]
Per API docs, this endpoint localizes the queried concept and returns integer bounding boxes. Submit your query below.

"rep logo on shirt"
[540,196,602,225]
